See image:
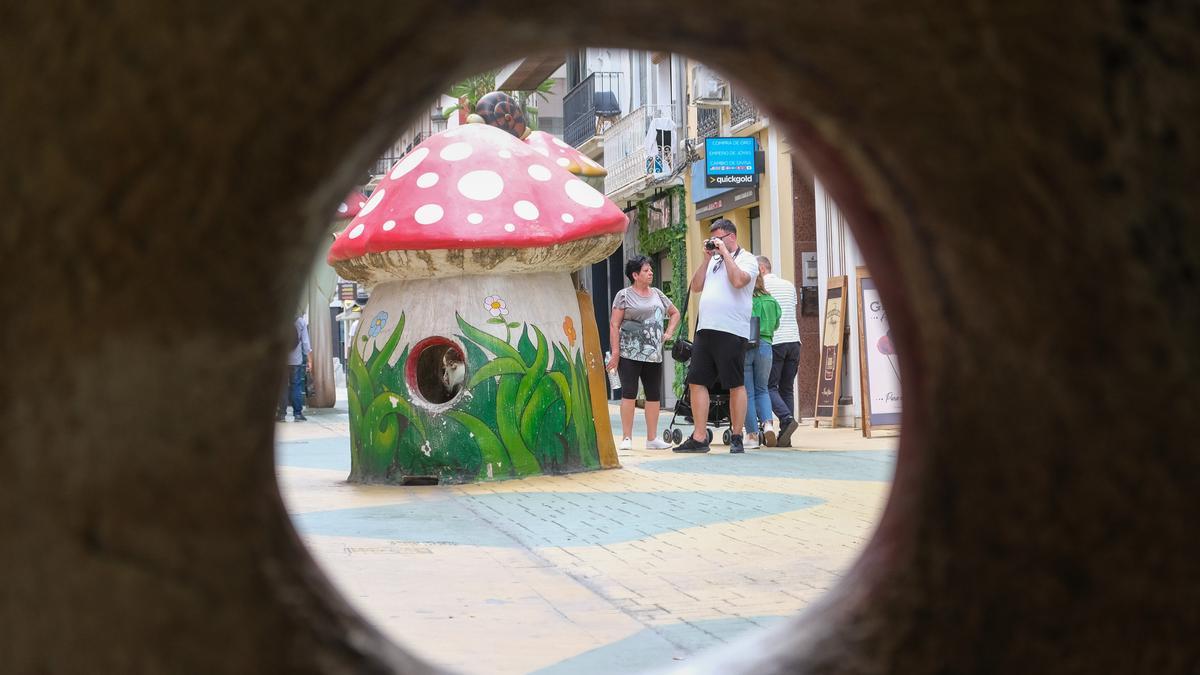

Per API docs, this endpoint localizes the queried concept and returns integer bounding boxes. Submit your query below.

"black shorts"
[617,358,663,401]
[685,329,747,390]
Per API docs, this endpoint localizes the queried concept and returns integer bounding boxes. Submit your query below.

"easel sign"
[813,275,848,427]
[856,266,901,437]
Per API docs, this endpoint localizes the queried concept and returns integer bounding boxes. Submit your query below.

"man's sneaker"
[645,438,672,450]
[763,429,777,447]
[293,414,307,422]
[777,417,799,447]
[618,437,633,451]
[729,434,745,454]
[672,435,711,453]
[744,435,761,449]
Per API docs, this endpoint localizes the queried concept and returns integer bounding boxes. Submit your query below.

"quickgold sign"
[705,137,759,187]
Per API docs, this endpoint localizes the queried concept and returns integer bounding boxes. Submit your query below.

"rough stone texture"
[1,2,1197,674]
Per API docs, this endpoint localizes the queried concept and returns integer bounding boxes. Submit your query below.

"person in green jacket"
[743,272,781,448]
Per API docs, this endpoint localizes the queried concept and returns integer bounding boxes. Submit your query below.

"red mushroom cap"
[524,130,607,177]
[328,124,626,282]
[335,191,368,219]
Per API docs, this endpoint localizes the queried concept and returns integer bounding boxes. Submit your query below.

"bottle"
[605,352,621,390]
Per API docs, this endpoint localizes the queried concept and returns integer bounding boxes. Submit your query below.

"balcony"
[603,103,682,198]
[369,132,429,178]
[563,71,622,148]
[730,87,760,129]
[697,106,720,139]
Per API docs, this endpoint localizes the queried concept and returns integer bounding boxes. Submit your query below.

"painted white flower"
[483,295,509,317]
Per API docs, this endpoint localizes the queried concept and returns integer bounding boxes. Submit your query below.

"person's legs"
[288,365,305,419]
[640,361,664,442]
[778,342,800,421]
[688,383,709,441]
[742,349,759,439]
[617,358,641,448]
[768,343,789,423]
[753,341,773,435]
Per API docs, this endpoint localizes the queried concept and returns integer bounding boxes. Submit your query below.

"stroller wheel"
[672,428,683,444]
[662,429,673,443]
[706,428,714,444]
[722,429,731,446]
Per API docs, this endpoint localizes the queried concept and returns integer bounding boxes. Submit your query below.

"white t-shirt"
[697,248,759,339]
[763,273,800,344]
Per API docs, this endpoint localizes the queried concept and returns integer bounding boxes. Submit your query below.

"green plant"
[441,71,556,131]
[346,312,424,481]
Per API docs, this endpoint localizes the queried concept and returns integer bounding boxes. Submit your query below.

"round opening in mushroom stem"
[407,337,467,405]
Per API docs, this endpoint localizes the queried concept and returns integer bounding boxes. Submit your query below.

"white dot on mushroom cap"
[513,200,539,221]
[348,223,366,239]
[561,213,575,223]
[337,203,349,214]
[565,179,605,208]
[556,157,571,167]
[527,164,552,181]
[359,188,386,217]
[382,219,397,231]
[534,147,550,157]
[440,142,473,161]
[414,204,444,225]
[504,223,516,232]
[390,148,428,180]
[498,150,512,159]
[467,213,483,224]
[457,170,504,201]
[416,172,439,188]
[552,137,570,148]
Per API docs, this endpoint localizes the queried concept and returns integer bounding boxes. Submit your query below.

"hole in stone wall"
[273,49,902,674]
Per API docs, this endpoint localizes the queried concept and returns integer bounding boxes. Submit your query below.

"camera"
[704,238,718,251]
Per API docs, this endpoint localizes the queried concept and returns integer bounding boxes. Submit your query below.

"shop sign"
[337,282,358,301]
[695,186,757,220]
[855,266,901,436]
[705,137,758,187]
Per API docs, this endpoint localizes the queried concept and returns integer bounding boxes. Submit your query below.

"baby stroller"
[661,344,735,446]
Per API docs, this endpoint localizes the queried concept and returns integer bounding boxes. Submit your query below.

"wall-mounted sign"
[705,137,758,187]
[694,186,758,220]
[813,275,848,427]
[337,282,358,301]
[855,267,901,436]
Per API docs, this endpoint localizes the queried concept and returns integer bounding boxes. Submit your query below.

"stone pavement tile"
[276,416,897,674]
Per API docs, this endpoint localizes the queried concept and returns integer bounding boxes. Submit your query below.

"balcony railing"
[563,71,622,148]
[603,103,682,196]
[369,131,429,177]
[697,106,720,139]
[730,87,760,128]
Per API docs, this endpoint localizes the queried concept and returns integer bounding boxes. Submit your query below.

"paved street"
[276,395,896,674]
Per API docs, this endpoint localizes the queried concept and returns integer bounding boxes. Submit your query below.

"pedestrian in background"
[742,272,781,448]
[607,255,681,450]
[758,256,801,446]
[278,314,312,422]
[673,219,758,455]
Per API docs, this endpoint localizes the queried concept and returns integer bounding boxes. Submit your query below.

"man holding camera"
[673,219,759,454]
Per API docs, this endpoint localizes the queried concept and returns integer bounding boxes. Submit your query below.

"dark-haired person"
[607,255,681,450]
[673,219,759,454]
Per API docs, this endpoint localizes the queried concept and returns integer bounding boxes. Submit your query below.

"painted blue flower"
[368,312,389,338]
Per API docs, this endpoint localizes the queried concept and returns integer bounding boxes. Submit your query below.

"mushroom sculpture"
[329,121,626,484]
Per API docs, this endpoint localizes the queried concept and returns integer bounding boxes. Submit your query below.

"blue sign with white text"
[705,137,758,187]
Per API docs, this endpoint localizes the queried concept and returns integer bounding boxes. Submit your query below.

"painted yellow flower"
[563,316,576,346]
[483,295,509,317]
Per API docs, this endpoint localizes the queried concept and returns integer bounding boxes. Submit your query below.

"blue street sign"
[705,137,758,187]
